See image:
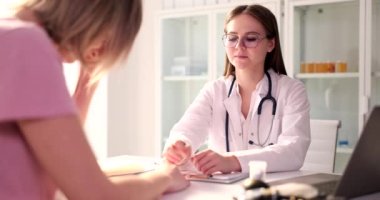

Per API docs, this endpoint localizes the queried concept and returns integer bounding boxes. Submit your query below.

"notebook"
[179,160,249,184]
[269,106,380,198]
[185,172,249,184]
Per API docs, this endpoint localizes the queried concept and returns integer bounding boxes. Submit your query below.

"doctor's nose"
[235,39,246,49]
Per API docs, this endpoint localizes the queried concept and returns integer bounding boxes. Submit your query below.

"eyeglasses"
[222,34,267,48]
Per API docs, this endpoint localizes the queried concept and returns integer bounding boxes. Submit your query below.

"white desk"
[163,170,380,200]
[97,156,380,200]
[163,170,314,200]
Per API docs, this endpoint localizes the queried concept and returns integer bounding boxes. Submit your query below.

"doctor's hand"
[191,149,241,175]
[163,141,192,166]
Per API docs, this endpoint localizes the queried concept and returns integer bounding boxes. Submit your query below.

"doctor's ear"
[267,38,275,53]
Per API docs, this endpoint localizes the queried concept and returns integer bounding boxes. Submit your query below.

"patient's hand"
[159,161,190,194]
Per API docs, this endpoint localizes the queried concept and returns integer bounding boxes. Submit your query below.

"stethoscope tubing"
[225,71,277,152]
[225,76,236,153]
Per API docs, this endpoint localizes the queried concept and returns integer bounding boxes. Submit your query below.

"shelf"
[163,75,208,81]
[296,72,359,79]
[336,147,354,154]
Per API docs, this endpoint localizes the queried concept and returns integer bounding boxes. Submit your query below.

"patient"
[0,0,189,199]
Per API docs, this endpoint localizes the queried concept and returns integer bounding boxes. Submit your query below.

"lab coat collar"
[223,70,279,116]
[224,69,278,98]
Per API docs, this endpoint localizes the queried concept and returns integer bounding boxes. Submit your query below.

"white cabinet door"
[158,14,209,150]
[369,0,380,111]
[284,0,373,173]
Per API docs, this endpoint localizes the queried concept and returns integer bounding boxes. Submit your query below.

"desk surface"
[163,170,313,200]
[163,170,380,200]
[99,156,380,200]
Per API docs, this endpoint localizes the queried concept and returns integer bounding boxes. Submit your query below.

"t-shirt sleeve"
[0,25,77,121]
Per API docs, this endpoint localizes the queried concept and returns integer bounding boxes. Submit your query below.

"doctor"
[163,4,311,175]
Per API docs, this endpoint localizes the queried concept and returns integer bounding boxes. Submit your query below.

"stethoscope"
[225,70,277,152]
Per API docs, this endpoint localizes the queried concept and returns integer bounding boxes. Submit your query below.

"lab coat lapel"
[223,84,243,151]
[251,73,268,120]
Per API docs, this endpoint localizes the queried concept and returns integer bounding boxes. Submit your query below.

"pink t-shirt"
[0,18,77,200]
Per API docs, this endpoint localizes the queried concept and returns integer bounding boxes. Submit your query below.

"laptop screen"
[335,106,380,198]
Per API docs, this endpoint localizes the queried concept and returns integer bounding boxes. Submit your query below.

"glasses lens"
[222,34,264,48]
[244,35,261,48]
[223,34,239,48]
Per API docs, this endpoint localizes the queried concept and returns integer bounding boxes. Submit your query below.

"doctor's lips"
[234,55,248,58]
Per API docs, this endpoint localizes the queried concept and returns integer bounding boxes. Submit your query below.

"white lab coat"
[165,70,310,173]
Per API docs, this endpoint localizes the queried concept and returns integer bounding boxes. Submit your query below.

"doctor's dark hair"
[20,0,142,80]
[223,4,287,77]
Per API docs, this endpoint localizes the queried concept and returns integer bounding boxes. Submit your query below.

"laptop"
[269,107,380,198]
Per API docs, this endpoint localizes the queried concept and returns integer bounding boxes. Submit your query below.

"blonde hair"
[21,0,142,80]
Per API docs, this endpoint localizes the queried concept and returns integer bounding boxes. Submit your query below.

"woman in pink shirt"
[0,0,189,200]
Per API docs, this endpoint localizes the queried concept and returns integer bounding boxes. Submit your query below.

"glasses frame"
[222,34,267,48]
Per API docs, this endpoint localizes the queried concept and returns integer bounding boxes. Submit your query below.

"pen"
[187,173,213,179]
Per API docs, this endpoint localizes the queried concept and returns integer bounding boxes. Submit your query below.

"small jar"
[306,62,315,73]
[327,62,335,73]
[336,61,347,72]
[315,62,324,73]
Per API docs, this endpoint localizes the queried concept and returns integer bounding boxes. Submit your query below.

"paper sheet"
[98,155,157,177]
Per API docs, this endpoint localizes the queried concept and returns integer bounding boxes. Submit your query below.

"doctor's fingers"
[173,140,187,148]
[172,140,192,154]
[203,165,220,175]
[164,148,189,165]
[191,150,219,169]
[191,149,214,162]
[196,159,220,175]
[174,144,191,158]
[198,156,236,175]
[171,142,191,158]
[164,152,183,165]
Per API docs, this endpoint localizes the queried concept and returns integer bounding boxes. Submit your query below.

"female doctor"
[163,4,311,175]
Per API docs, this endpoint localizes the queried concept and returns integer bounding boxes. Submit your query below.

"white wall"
[63,64,108,160]
[0,0,18,17]
[107,0,160,157]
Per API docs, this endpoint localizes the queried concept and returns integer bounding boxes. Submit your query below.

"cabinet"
[284,0,380,173]
[156,0,282,153]
[369,0,380,111]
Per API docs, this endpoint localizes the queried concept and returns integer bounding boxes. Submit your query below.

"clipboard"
[185,172,249,184]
